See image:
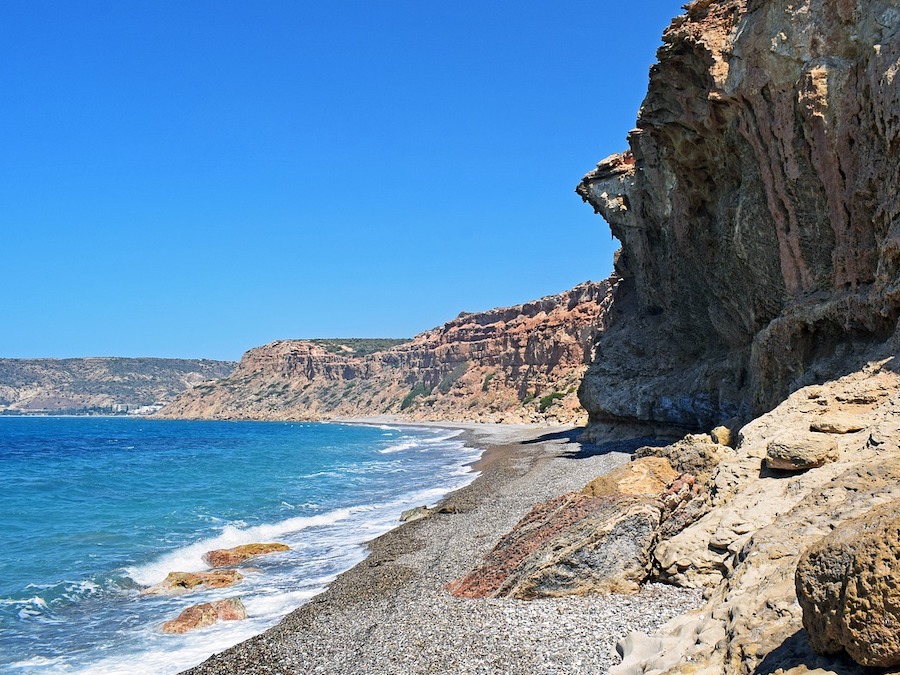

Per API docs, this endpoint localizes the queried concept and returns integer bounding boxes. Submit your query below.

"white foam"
[126,507,357,586]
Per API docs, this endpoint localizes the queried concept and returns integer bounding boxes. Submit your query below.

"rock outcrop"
[157,281,612,425]
[612,364,900,674]
[203,543,290,568]
[161,597,248,634]
[577,0,900,432]
[0,358,235,415]
[141,570,244,596]
[796,498,900,668]
[449,458,676,599]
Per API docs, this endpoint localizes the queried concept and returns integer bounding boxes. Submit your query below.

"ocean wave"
[125,507,358,586]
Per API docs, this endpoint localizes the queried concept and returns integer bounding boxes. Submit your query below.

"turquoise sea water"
[0,418,479,674]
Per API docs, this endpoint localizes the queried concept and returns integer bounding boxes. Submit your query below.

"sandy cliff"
[577,0,900,432]
[156,281,612,424]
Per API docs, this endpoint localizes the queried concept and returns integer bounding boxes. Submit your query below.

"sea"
[0,417,481,674]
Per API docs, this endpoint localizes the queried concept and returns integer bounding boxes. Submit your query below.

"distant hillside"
[0,358,237,415]
[156,281,612,424]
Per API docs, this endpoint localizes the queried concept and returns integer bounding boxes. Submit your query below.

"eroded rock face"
[796,498,900,668]
[156,281,612,425]
[614,365,900,674]
[577,0,900,431]
[161,597,247,634]
[141,570,244,596]
[203,543,290,568]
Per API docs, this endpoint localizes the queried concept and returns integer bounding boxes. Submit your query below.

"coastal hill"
[156,280,612,424]
[0,358,236,415]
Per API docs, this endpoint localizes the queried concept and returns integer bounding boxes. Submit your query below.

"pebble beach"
[182,423,701,674]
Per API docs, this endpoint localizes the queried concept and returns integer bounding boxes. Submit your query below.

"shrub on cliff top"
[539,392,565,413]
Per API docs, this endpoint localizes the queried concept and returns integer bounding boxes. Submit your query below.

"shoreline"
[182,422,702,674]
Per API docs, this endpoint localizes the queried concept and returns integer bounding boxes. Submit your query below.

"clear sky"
[1,1,684,361]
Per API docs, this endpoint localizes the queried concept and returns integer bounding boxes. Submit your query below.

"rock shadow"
[520,429,668,460]
[754,629,875,675]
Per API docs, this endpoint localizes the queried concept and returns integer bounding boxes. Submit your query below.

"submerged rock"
[796,498,900,668]
[141,570,244,596]
[161,597,247,634]
[203,543,290,568]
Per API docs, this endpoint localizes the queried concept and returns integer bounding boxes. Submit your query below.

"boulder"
[796,499,900,668]
[765,433,839,471]
[582,457,678,498]
[399,505,432,523]
[710,424,736,447]
[634,434,733,480]
[161,597,247,634]
[141,570,243,596]
[203,543,290,568]
[809,415,866,435]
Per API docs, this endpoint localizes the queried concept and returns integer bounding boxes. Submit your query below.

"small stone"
[765,433,839,471]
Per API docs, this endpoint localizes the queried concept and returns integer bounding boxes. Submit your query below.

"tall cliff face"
[578,0,900,431]
[156,281,612,424]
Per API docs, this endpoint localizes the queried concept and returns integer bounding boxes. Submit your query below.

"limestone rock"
[161,597,247,634]
[449,492,662,599]
[766,434,840,471]
[582,456,678,498]
[796,499,900,668]
[614,369,900,674]
[809,415,866,435]
[203,543,290,568]
[141,570,243,596]
[635,434,733,480]
[711,425,734,447]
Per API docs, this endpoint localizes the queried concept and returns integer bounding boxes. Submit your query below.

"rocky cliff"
[451,1,900,672]
[577,0,900,432]
[156,281,612,424]
[0,358,236,414]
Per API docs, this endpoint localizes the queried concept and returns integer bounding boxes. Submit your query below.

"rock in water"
[796,499,900,668]
[141,570,243,596]
[161,597,247,634]
[203,543,290,568]
[765,433,840,471]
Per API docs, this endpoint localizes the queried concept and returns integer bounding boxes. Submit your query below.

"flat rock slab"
[809,415,866,434]
[141,570,244,596]
[203,543,290,568]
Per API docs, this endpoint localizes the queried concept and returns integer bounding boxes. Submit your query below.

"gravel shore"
[183,423,701,674]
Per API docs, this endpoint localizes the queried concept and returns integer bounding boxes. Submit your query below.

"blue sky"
[1,1,683,361]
